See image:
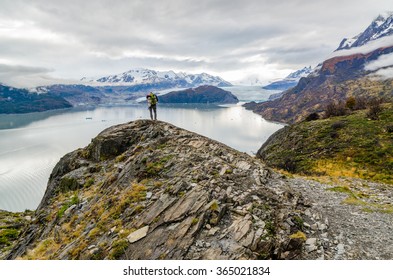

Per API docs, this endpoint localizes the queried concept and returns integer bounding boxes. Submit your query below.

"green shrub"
[59,177,81,192]
[345,96,356,111]
[367,98,383,120]
[109,239,128,260]
[0,229,19,245]
[115,154,126,163]
[331,121,345,130]
[325,101,347,118]
[84,178,94,188]
[210,200,219,212]
[305,112,320,122]
[289,231,307,241]
[353,96,368,110]
[57,195,79,218]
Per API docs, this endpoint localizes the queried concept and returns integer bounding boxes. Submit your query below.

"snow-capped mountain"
[81,68,232,87]
[285,66,313,80]
[336,12,393,51]
[262,66,312,91]
[247,12,393,124]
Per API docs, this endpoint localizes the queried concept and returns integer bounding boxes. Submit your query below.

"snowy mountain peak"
[376,11,393,23]
[375,14,388,27]
[81,68,231,87]
[261,66,313,91]
[285,66,312,80]
[336,12,393,51]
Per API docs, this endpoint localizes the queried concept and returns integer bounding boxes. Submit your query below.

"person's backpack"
[150,93,158,106]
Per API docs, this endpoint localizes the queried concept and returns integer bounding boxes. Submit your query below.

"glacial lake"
[0,87,283,212]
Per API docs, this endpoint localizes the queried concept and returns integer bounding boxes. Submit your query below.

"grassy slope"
[0,210,32,259]
[258,103,393,184]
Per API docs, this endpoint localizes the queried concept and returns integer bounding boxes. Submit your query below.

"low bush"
[304,112,320,122]
[325,101,347,118]
[367,98,383,120]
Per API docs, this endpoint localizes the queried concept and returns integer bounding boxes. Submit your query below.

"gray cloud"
[371,67,393,79]
[365,52,393,71]
[0,0,393,86]
[365,51,393,79]
[0,64,74,88]
[0,64,51,75]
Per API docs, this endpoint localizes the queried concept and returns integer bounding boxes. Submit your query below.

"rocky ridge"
[6,120,321,260]
[336,13,393,51]
[3,120,393,260]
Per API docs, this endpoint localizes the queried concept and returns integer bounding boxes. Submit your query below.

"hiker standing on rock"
[146,92,158,120]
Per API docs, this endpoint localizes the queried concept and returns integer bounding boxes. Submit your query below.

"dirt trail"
[277,176,393,259]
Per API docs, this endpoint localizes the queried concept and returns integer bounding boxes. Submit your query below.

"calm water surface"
[0,87,283,211]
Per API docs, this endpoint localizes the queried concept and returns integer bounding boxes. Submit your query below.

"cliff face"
[7,120,319,260]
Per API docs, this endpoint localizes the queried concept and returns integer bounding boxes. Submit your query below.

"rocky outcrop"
[6,120,322,260]
[159,85,239,104]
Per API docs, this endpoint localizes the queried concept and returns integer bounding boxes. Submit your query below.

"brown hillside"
[245,46,393,124]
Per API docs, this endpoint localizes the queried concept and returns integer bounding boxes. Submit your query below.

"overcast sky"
[0,0,392,87]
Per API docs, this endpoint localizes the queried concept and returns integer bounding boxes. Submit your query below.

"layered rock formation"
[7,120,320,260]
